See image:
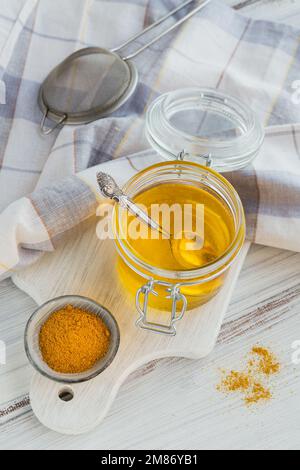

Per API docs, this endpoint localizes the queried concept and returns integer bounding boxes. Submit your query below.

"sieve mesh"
[41,48,132,118]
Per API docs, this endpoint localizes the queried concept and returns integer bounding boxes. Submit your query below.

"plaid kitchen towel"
[0,0,300,281]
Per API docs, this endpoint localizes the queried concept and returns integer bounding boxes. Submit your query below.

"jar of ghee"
[113,88,264,335]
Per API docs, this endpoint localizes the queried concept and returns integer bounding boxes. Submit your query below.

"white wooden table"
[1,0,300,450]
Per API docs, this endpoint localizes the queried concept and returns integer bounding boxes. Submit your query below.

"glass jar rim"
[114,160,245,282]
[146,88,265,172]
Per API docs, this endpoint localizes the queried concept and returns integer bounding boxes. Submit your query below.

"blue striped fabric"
[0,0,299,280]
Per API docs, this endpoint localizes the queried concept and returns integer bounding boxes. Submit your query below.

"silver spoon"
[97,171,205,268]
[96,172,170,238]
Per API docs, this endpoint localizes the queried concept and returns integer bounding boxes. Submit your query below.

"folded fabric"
[0,0,300,281]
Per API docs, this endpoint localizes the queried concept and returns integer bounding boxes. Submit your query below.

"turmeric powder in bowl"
[39,304,111,374]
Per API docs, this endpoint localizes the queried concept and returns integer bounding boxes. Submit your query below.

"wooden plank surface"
[1,245,300,449]
[0,0,300,450]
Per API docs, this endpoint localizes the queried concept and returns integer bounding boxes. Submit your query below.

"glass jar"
[113,88,264,335]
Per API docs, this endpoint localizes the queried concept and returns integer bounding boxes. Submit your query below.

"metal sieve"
[39,0,211,135]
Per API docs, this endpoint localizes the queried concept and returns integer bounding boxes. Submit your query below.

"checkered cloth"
[0,0,300,280]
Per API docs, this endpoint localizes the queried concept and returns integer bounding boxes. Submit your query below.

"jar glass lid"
[146,88,265,172]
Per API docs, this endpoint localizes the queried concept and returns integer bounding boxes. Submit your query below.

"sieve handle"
[112,0,195,53]
[122,0,211,61]
[40,108,67,136]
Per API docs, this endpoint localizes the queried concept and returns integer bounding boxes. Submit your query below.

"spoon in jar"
[96,172,170,238]
[96,172,206,267]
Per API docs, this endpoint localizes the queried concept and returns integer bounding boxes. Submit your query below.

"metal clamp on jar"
[136,281,187,336]
[113,88,264,336]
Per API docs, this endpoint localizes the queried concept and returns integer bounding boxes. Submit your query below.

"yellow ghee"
[116,181,236,311]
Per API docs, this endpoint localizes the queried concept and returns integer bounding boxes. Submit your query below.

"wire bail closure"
[136,280,187,336]
[177,150,212,167]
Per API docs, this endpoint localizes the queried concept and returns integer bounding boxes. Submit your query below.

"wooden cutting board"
[13,153,250,435]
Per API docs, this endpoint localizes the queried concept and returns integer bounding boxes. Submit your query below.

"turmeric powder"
[39,304,111,374]
[245,382,272,406]
[217,370,250,393]
[251,346,280,376]
[217,346,280,407]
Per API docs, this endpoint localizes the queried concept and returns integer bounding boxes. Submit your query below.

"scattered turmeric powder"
[217,370,250,393]
[39,304,111,374]
[217,346,280,407]
[245,382,272,406]
[251,346,281,376]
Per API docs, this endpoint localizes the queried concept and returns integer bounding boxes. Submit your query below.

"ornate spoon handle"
[96,172,170,237]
